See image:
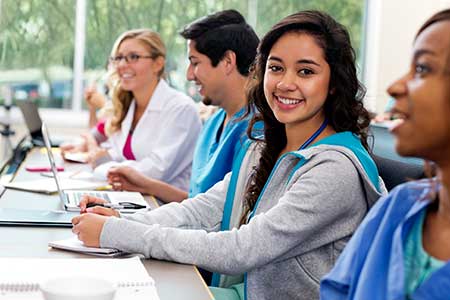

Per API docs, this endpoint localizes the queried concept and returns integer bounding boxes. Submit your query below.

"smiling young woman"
[63,29,202,192]
[263,32,335,154]
[73,11,385,300]
[321,9,450,300]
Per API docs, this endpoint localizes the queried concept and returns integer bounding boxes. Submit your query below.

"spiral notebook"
[49,236,126,257]
[0,257,160,299]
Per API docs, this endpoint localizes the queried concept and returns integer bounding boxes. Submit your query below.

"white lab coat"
[106,79,202,191]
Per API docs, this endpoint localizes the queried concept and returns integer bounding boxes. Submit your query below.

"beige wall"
[364,0,449,113]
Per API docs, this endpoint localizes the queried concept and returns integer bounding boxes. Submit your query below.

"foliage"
[0,0,365,106]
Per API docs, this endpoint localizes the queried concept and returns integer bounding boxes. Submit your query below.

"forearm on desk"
[146,178,188,203]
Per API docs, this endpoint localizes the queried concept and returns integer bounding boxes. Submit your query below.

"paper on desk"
[0,257,160,300]
[4,178,107,194]
[49,235,125,257]
[41,170,96,180]
[64,152,88,163]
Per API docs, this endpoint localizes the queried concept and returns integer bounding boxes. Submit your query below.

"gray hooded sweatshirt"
[101,132,386,300]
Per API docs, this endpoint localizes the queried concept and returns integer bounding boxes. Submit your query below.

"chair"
[371,153,425,191]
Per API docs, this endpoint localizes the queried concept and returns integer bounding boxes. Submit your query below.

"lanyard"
[298,118,328,150]
[244,118,328,223]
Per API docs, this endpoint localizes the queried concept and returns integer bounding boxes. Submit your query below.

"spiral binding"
[0,281,153,293]
[0,282,39,292]
[117,281,154,288]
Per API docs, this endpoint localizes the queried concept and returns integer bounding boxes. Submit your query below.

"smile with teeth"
[275,95,305,105]
[121,73,134,79]
[195,83,204,93]
[388,110,408,132]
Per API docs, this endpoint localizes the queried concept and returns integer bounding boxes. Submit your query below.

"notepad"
[0,257,160,300]
[63,152,89,163]
[49,236,126,257]
[4,178,107,194]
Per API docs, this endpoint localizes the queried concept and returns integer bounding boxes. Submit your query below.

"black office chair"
[371,153,425,191]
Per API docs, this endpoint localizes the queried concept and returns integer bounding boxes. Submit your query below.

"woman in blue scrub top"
[321,9,450,300]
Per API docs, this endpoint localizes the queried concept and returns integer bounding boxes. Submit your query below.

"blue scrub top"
[320,179,450,300]
[189,108,259,197]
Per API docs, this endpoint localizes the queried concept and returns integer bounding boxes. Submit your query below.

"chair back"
[371,153,424,191]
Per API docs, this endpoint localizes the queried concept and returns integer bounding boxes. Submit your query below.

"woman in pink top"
[63,29,202,191]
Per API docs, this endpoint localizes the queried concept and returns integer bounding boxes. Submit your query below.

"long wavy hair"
[106,29,166,135]
[240,10,370,225]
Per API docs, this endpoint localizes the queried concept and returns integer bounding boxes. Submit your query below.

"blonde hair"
[106,29,166,135]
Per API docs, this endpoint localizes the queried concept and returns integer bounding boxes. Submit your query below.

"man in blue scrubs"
[106,10,259,202]
[181,9,260,197]
[88,10,259,285]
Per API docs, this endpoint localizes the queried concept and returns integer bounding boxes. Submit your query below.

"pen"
[26,166,64,172]
[86,202,125,209]
[86,202,146,209]
[86,203,124,210]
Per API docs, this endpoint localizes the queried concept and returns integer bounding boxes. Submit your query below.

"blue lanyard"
[246,118,329,223]
[298,118,329,150]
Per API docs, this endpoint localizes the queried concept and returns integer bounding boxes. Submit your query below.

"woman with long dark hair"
[73,11,384,300]
[321,9,450,300]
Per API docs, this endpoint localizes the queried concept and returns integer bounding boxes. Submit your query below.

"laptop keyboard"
[68,192,111,206]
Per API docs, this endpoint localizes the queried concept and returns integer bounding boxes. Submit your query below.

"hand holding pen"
[86,202,145,210]
[79,195,120,217]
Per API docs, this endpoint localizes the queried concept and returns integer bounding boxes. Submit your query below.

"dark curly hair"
[240,10,370,225]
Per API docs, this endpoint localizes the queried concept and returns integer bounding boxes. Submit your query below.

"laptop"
[16,100,60,147]
[0,208,76,227]
[41,123,149,213]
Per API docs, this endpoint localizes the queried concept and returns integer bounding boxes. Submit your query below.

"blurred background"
[0,0,448,157]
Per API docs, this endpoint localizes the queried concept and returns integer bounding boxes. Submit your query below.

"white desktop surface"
[0,147,213,300]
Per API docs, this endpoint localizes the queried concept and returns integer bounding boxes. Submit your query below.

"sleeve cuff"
[100,217,155,257]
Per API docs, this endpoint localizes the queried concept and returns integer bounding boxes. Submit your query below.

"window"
[0,0,366,112]
[0,1,75,109]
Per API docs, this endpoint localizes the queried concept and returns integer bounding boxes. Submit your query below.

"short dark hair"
[180,9,259,76]
[416,9,450,75]
[416,8,450,38]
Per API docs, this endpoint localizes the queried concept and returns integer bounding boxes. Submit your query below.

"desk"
[0,148,213,300]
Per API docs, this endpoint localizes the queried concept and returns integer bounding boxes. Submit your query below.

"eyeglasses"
[109,53,153,65]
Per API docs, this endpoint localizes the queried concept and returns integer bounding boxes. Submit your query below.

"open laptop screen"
[41,123,66,210]
[40,123,148,213]
[17,101,61,147]
[16,101,43,143]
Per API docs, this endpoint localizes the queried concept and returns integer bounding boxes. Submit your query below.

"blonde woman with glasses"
[71,29,201,192]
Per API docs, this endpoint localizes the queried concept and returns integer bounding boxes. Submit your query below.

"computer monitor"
[17,101,60,147]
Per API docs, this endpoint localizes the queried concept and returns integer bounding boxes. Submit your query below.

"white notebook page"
[0,257,159,300]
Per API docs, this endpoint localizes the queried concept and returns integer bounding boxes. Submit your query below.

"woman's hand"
[87,148,109,166]
[60,133,99,161]
[78,195,119,217]
[85,87,106,111]
[60,141,87,157]
[72,213,108,247]
[107,166,150,194]
[82,133,99,152]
